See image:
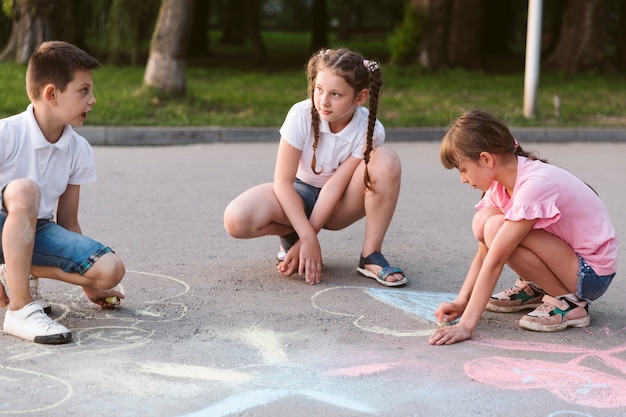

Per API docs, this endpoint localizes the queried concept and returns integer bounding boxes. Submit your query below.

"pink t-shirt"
[476,156,617,276]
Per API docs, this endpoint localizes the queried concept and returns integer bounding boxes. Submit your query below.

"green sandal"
[357,252,407,287]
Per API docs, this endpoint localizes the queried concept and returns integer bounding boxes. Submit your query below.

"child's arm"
[430,219,535,345]
[307,155,361,232]
[56,184,82,234]
[273,138,322,283]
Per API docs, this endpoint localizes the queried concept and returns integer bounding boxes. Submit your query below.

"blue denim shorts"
[0,215,112,275]
[294,178,322,218]
[576,255,615,303]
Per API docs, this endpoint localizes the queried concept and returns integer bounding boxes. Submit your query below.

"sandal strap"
[378,266,405,281]
[359,252,390,269]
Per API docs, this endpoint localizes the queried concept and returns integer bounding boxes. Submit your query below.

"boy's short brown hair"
[26,41,101,101]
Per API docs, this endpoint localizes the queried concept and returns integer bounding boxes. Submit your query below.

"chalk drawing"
[0,269,190,414]
[465,338,626,409]
[0,365,73,414]
[311,286,458,337]
[310,286,623,413]
[548,412,593,417]
[130,325,380,416]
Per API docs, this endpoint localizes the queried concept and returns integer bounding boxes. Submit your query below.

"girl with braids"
[224,48,406,287]
[430,110,617,345]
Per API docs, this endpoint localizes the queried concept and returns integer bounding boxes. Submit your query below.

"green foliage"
[388,2,425,66]
[1,0,13,18]
[2,30,626,128]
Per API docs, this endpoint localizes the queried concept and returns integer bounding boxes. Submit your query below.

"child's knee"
[367,147,401,180]
[472,208,503,244]
[223,203,248,238]
[91,253,125,289]
[3,179,40,214]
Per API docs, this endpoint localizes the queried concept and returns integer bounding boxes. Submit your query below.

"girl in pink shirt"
[430,110,617,346]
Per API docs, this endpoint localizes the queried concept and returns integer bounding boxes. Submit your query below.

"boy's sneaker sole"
[3,302,72,344]
[518,295,590,332]
[486,278,545,313]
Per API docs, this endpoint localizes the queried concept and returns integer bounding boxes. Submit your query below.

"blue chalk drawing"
[366,289,460,325]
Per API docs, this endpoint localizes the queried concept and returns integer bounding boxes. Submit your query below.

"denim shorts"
[0,215,112,275]
[293,178,322,218]
[576,255,615,303]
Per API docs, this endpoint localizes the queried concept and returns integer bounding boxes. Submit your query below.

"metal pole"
[523,0,543,119]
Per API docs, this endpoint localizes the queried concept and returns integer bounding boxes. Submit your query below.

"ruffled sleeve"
[505,202,560,228]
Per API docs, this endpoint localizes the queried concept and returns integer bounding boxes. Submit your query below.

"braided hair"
[306,48,383,190]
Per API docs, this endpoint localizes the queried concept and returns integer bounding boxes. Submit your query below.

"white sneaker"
[29,277,52,314]
[0,264,52,314]
[3,302,71,344]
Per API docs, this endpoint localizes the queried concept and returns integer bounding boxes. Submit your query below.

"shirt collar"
[26,104,72,151]
[317,107,363,142]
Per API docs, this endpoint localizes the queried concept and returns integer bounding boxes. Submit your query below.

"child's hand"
[298,238,322,285]
[429,323,473,345]
[277,241,300,277]
[433,301,463,324]
[83,286,125,309]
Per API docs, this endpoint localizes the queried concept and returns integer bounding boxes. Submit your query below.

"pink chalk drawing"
[465,339,626,409]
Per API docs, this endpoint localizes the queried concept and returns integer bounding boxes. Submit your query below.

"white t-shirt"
[279,99,385,188]
[0,104,97,220]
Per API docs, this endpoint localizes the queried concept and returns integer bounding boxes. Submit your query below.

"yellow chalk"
[105,296,118,305]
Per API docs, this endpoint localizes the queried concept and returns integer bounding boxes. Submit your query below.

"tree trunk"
[220,0,246,46]
[0,0,57,63]
[446,0,484,69]
[310,0,329,54]
[245,0,267,65]
[143,0,195,96]
[418,0,451,69]
[544,0,612,72]
[616,3,626,71]
[189,0,211,56]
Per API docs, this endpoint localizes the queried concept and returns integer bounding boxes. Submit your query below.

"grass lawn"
[1,31,625,127]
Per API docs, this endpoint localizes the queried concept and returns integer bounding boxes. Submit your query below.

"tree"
[0,0,57,63]
[310,0,329,53]
[143,0,195,96]
[406,0,484,70]
[544,0,613,72]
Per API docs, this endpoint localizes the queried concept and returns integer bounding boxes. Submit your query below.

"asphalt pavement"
[1,127,625,417]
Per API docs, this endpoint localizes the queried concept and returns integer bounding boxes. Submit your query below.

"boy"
[0,41,125,344]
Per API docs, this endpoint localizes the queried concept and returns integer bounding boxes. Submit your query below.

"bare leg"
[31,252,125,307]
[327,147,404,282]
[224,183,295,239]
[482,213,579,296]
[1,179,40,310]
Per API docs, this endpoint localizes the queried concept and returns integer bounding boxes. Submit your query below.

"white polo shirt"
[0,104,97,220]
[279,99,385,188]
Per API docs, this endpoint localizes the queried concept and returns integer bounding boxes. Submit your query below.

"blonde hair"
[26,41,100,101]
[306,48,383,190]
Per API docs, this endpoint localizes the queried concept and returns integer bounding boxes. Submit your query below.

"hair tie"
[318,48,330,57]
[363,59,379,72]
[513,139,519,149]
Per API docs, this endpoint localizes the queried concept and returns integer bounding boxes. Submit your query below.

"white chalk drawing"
[0,269,188,414]
[1,279,617,416]
[146,326,380,416]
[0,365,73,414]
[311,285,457,337]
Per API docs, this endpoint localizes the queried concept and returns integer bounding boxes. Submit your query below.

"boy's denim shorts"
[577,255,615,303]
[0,215,112,276]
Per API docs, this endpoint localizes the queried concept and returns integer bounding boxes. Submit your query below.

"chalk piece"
[105,296,118,305]
[438,322,446,328]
